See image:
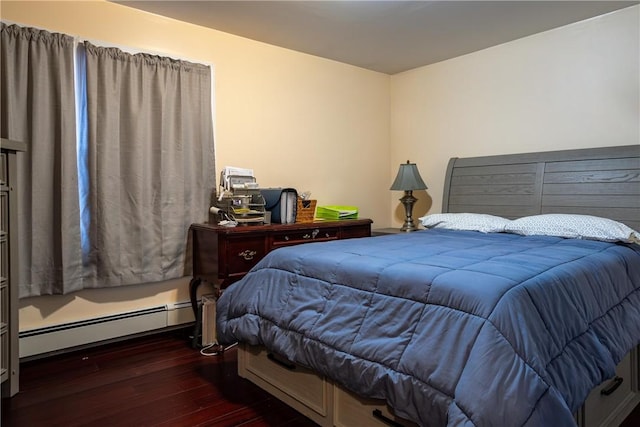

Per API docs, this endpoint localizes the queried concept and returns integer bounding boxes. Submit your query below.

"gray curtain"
[82,42,215,288]
[0,23,83,297]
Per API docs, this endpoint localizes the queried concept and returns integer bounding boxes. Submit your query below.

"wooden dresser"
[188,219,372,345]
[1,139,26,397]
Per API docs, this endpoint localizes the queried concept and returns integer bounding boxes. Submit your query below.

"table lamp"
[390,160,428,232]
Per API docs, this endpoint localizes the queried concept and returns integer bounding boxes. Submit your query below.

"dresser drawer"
[1,325,7,382]
[222,236,267,278]
[335,386,418,427]
[239,345,332,423]
[1,280,7,326]
[0,192,7,234]
[0,238,6,284]
[271,227,339,247]
[0,153,6,186]
[340,223,371,239]
[580,349,639,427]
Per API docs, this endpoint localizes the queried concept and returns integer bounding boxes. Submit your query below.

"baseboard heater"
[19,301,195,360]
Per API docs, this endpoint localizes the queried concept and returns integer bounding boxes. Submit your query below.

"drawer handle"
[600,376,623,396]
[372,409,405,427]
[238,250,257,260]
[302,230,321,240]
[267,353,296,371]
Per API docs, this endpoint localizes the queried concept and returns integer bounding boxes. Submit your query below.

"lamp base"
[398,191,419,232]
[400,222,419,232]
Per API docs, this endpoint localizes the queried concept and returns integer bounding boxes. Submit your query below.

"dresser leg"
[189,277,203,348]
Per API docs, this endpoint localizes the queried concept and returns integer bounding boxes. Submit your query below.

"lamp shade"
[390,160,427,191]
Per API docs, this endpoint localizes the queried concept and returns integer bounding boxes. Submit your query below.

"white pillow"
[505,214,640,244]
[418,213,511,233]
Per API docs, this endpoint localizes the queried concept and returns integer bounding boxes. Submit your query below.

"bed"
[216,145,640,427]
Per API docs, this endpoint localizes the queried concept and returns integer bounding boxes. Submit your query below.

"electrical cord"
[200,341,238,357]
[210,206,238,227]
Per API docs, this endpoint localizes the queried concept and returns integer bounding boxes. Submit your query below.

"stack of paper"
[220,166,258,191]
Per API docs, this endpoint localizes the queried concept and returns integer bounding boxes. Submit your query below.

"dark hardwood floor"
[2,328,317,427]
[2,328,639,426]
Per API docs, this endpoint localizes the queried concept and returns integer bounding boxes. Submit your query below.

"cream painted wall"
[2,0,390,330]
[390,5,640,224]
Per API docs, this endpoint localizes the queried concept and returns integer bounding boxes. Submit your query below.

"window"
[1,22,216,295]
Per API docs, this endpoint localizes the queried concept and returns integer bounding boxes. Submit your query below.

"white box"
[201,294,217,346]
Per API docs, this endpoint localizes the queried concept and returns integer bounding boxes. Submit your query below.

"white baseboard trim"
[19,301,195,359]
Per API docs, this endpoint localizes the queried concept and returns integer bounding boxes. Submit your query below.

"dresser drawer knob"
[238,250,257,261]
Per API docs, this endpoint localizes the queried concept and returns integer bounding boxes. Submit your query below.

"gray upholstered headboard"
[442,145,640,231]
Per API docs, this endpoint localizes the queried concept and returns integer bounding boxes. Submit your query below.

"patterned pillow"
[419,213,511,233]
[505,214,639,243]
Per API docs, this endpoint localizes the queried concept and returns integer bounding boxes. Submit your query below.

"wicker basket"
[296,198,317,223]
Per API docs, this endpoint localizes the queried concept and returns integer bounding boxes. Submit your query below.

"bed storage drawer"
[237,344,333,426]
[578,347,640,427]
[334,386,418,427]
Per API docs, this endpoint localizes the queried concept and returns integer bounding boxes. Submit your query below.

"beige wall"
[3,0,390,330]
[390,4,640,221]
[3,1,638,332]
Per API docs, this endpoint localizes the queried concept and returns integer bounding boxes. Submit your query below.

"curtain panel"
[82,42,215,288]
[0,23,82,297]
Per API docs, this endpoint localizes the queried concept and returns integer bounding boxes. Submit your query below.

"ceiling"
[113,1,638,75]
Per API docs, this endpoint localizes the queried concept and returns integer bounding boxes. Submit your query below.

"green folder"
[316,205,358,220]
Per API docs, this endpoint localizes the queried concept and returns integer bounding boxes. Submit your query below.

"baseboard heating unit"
[19,301,195,359]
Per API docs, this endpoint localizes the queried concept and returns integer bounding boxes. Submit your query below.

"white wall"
[390,5,640,221]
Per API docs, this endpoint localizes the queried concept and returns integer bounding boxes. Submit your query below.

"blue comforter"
[216,229,640,426]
